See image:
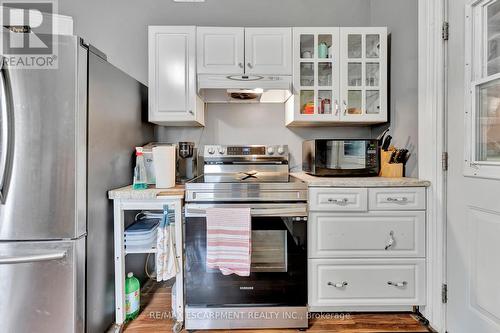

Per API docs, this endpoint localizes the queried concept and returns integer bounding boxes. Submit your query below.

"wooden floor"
[123,282,432,333]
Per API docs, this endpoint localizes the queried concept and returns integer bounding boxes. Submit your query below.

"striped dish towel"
[206,207,251,277]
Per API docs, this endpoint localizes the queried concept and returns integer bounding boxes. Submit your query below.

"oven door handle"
[231,161,285,165]
[251,207,306,216]
[185,206,307,217]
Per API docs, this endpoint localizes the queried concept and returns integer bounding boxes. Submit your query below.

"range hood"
[197,74,292,103]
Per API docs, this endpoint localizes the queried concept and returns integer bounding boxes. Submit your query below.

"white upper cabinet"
[286,28,341,126]
[148,25,387,127]
[340,27,388,123]
[148,26,204,126]
[197,27,292,76]
[196,27,244,75]
[286,27,388,126]
[244,28,292,75]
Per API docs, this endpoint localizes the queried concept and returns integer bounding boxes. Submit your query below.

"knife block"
[379,149,404,178]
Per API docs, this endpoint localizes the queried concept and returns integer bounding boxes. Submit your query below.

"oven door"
[184,203,307,307]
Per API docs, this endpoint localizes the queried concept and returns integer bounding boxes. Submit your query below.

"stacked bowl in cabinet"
[124,219,159,253]
[307,187,426,312]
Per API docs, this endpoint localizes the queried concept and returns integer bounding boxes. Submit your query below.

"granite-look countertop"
[108,184,185,200]
[291,172,430,187]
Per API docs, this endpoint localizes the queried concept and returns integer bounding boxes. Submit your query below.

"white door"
[244,28,292,75]
[339,27,387,123]
[196,27,244,74]
[148,26,204,126]
[447,1,500,332]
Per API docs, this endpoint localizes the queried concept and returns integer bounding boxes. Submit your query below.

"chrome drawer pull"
[386,197,408,203]
[328,281,348,288]
[387,281,407,287]
[327,198,349,205]
[385,231,395,250]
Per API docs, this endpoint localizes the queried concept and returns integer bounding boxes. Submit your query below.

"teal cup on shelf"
[318,42,328,58]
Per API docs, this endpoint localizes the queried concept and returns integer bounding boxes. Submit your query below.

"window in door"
[476,79,500,162]
[466,0,500,178]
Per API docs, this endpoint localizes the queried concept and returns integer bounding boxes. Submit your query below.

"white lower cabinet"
[307,186,427,312]
[368,187,426,211]
[309,187,368,212]
[309,211,425,258]
[308,258,426,310]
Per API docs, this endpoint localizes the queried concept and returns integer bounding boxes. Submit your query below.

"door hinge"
[442,283,448,303]
[442,152,449,171]
[442,21,449,41]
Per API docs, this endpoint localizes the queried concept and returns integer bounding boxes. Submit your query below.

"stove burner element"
[239,171,258,181]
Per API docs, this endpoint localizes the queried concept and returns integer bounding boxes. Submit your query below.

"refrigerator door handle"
[0,251,66,264]
[0,56,13,204]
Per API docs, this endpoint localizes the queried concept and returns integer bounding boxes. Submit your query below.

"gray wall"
[60,0,370,85]
[60,0,419,176]
[159,104,372,171]
[370,0,419,176]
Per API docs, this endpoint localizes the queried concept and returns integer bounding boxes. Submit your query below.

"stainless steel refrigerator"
[0,33,154,332]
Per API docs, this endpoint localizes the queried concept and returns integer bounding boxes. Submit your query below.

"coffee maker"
[177,142,199,183]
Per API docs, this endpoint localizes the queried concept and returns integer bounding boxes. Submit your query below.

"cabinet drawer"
[309,258,426,307]
[309,211,425,258]
[369,187,426,210]
[309,188,368,212]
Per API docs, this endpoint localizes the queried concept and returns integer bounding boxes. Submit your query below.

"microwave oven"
[302,139,380,177]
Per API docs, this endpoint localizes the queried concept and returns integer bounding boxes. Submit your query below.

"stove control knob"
[207,147,215,155]
[277,146,285,155]
[218,147,226,155]
[267,146,275,155]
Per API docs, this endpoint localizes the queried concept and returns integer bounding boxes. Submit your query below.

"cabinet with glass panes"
[286,27,387,126]
[286,28,340,125]
[340,27,387,123]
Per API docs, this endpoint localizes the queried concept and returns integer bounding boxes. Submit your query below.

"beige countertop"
[291,172,431,187]
[109,174,430,200]
[108,184,185,200]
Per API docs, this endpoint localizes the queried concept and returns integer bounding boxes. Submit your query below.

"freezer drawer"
[0,238,85,333]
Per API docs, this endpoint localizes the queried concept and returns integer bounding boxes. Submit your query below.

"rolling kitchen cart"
[108,186,184,332]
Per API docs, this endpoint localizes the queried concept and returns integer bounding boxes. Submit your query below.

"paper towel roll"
[152,145,176,189]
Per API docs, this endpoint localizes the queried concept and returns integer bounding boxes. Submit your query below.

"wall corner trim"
[417,0,447,332]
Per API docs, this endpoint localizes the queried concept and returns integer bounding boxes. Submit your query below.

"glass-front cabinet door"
[340,27,387,123]
[291,28,341,123]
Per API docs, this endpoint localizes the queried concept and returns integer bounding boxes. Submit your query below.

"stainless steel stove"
[186,144,307,201]
[184,145,309,331]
